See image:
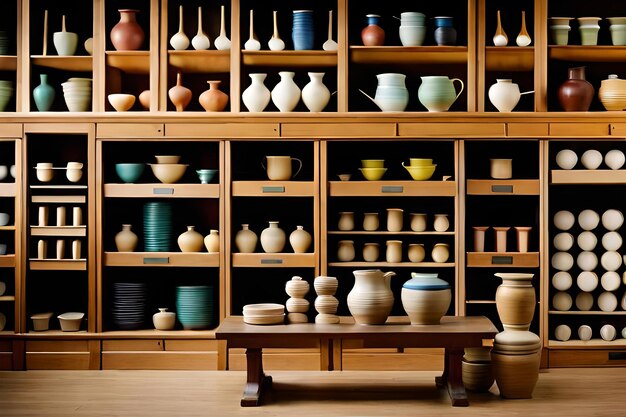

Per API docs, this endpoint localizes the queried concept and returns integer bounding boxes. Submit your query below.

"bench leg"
[241,348,272,407]
[436,347,468,407]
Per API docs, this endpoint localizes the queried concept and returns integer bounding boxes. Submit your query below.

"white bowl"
[551,252,574,271]
[58,312,84,331]
[554,210,575,230]
[555,324,571,341]
[552,271,572,291]
[555,149,578,169]
[577,231,597,251]
[600,251,622,271]
[601,231,622,251]
[576,271,598,292]
[605,149,625,169]
[581,149,603,169]
[577,251,598,271]
[578,209,600,230]
[553,291,573,311]
[602,209,624,230]
[598,292,618,312]
[575,292,594,311]
[553,232,574,251]
[601,271,621,291]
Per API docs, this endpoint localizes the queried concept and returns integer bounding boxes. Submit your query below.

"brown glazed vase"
[110,9,145,51]
[557,66,594,111]
[199,81,229,112]
[361,14,385,46]
[168,73,192,112]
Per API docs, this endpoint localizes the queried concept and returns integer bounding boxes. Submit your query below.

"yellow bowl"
[149,163,188,183]
[404,164,436,181]
[359,167,387,181]
[154,155,182,164]
[409,158,433,166]
[361,159,385,168]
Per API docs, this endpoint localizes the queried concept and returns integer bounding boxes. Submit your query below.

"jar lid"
[403,273,450,290]
[493,330,541,354]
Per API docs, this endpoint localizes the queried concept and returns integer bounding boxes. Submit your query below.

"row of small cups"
[555,149,625,170]
[554,323,626,342]
[338,210,450,232]
[553,289,625,312]
[337,240,450,263]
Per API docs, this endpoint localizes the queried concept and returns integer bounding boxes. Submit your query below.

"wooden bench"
[216,315,497,407]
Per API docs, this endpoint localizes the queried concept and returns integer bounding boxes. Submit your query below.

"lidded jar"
[286,276,310,298]
[401,272,451,325]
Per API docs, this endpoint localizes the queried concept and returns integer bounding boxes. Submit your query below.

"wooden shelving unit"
[485,47,534,71]
[29,259,87,271]
[551,170,626,184]
[30,56,93,72]
[350,46,468,65]
[549,46,626,62]
[105,51,150,74]
[168,51,230,73]
[466,179,540,195]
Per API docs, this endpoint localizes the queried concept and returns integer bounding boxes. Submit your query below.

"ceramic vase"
[557,67,594,111]
[153,308,176,330]
[494,226,510,252]
[386,240,402,263]
[55,239,65,259]
[337,240,355,261]
[338,212,355,231]
[598,74,626,111]
[491,330,541,399]
[488,79,529,112]
[286,276,310,298]
[204,229,220,253]
[362,73,408,112]
[286,276,310,323]
[490,159,512,179]
[347,269,395,325]
[362,243,380,262]
[433,17,457,46]
[302,72,330,112]
[363,212,379,231]
[271,72,301,112]
[473,226,489,252]
[178,226,204,252]
[401,273,451,325]
[138,90,150,110]
[314,276,339,324]
[410,213,427,232]
[170,5,190,50]
[199,81,228,112]
[418,76,464,112]
[289,225,312,253]
[433,214,450,232]
[495,273,535,331]
[111,9,144,51]
[408,244,425,263]
[115,224,138,252]
[260,221,286,253]
[462,360,494,392]
[515,227,532,253]
[292,10,314,50]
[242,73,271,112]
[386,208,404,232]
[33,74,55,112]
[169,72,192,112]
[361,14,385,46]
[235,224,257,253]
[432,243,450,263]
[72,239,81,260]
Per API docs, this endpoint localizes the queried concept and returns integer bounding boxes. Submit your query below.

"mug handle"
[292,158,303,178]
[451,78,465,101]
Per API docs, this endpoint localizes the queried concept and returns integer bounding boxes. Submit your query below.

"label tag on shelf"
[262,186,286,193]
[382,186,403,193]
[143,257,170,264]
[491,185,513,193]
[153,188,174,195]
[261,259,283,264]
[491,256,513,264]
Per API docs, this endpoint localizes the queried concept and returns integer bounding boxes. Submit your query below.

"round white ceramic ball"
[554,210,575,231]
[578,209,600,230]
[600,324,617,341]
[552,271,573,291]
[575,292,594,311]
[605,149,625,170]
[555,149,578,170]
[576,271,598,292]
[552,252,574,271]
[578,325,592,341]
[577,231,598,251]
[576,251,598,271]
[598,291,618,312]
[555,324,571,341]
[601,209,624,231]
[601,271,621,291]
[581,149,603,169]
[600,251,622,271]
[601,231,622,251]
[623,327,626,339]
[553,232,574,251]
[553,291,573,311]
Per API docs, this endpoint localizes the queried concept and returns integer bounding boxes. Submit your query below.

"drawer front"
[549,349,626,367]
[399,123,505,137]
[507,123,548,137]
[102,340,164,351]
[341,349,444,371]
[165,340,220,351]
[228,349,321,371]
[0,352,13,370]
[549,123,610,137]
[26,340,90,352]
[281,123,396,138]
[26,353,90,370]
[0,340,13,352]
[165,123,279,138]
[97,123,164,137]
[102,352,218,370]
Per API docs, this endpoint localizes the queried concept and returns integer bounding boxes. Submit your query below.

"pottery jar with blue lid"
[401,272,451,324]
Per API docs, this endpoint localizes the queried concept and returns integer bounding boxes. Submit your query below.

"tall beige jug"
[347,269,396,325]
[263,156,302,181]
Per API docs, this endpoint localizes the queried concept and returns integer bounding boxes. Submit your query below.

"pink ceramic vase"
[110,9,145,51]
[199,81,228,112]
[168,73,192,112]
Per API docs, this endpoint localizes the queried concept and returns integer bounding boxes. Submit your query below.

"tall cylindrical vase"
[515,226,532,253]
[242,73,271,112]
[557,66,594,111]
[33,74,55,111]
[110,9,145,51]
[493,226,510,252]
[473,226,489,252]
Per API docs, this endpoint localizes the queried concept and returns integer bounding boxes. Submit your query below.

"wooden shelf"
[350,46,468,65]
[31,226,86,237]
[168,50,230,73]
[466,300,496,304]
[0,226,15,231]
[31,56,93,72]
[549,339,626,349]
[466,179,540,195]
[0,183,16,197]
[242,50,337,67]
[232,253,315,267]
[106,51,150,74]
[232,181,315,197]
[466,252,539,267]
[0,255,15,268]
[104,252,219,267]
[327,231,455,235]
[485,47,534,71]
[104,183,219,198]
[29,259,87,271]
[0,55,17,71]
[549,46,626,62]
[0,296,15,302]
[329,181,456,197]
[30,185,88,190]
[328,262,455,267]
[32,195,86,204]
[551,169,626,184]
[549,310,626,316]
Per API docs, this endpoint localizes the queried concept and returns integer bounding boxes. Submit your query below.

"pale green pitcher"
[418,76,464,112]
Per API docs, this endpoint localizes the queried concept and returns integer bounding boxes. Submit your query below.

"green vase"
[33,74,55,112]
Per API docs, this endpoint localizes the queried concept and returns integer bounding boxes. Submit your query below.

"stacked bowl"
[62,77,92,112]
[608,17,626,46]
[0,80,13,112]
[359,159,387,181]
[403,158,436,180]
[112,282,146,330]
[399,12,426,46]
[176,286,214,329]
[143,201,172,252]
[149,155,188,184]
[0,31,8,54]
[598,74,626,111]
[243,303,285,325]
[292,10,314,50]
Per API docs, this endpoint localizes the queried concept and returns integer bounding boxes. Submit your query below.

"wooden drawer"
[507,123,548,137]
[97,123,164,138]
[549,123,610,137]
[549,349,626,367]
[231,253,316,268]
[329,180,456,197]
[0,340,13,352]
[281,123,396,138]
[466,180,540,195]
[341,348,444,371]
[165,123,279,138]
[228,348,321,371]
[0,352,13,370]
[232,181,316,197]
[102,351,219,370]
[0,124,22,137]
[399,123,505,137]
[26,340,90,352]
[611,123,626,136]
[102,339,164,351]
[26,353,90,370]
[165,340,220,351]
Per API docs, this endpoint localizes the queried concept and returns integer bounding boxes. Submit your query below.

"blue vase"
[433,17,457,46]
[33,74,55,111]
[292,10,314,50]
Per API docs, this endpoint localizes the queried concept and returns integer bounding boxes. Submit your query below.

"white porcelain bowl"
[58,312,84,331]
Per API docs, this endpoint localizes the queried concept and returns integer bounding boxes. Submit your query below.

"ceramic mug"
[263,156,303,181]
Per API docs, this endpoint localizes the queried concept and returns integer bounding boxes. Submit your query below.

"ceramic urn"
[401,272,451,325]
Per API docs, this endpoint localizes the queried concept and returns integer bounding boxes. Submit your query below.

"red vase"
[361,14,385,46]
[557,66,594,111]
[111,9,145,51]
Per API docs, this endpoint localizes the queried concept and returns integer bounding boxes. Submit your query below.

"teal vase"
[33,74,55,111]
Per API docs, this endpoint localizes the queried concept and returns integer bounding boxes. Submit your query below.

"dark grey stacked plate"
[143,201,172,252]
[112,282,146,330]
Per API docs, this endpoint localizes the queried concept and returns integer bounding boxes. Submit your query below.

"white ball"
[581,149,603,169]
[575,292,594,311]
[623,327,626,339]
[576,271,598,292]
[577,231,598,251]
[600,324,617,341]
[554,210,575,231]
[552,271,573,291]
[601,231,622,251]
[600,251,622,271]
[552,252,574,271]
[578,209,600,230]
[605,150,625,170]
[578,325,593,341]
[622,292,626,310]
[555,324,571,341]
[601,271,621,291]
[553,232,574,251]
[553,291,573,311]
[555,149,578,170]
[602,209,624,231]
[576,251,598,271]
[598,291,618,312]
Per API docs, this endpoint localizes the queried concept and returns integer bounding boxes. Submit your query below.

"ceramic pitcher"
[347,269,396,325]
[417,76,464,112]
[263,156,302,180]
[359,73,409,112]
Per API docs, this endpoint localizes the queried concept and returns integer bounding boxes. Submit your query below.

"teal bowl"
[115,163,145,183]
[196,169,218,184]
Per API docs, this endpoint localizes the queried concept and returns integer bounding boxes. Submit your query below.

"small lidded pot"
[153,308,176,330]
[401,272,451,325]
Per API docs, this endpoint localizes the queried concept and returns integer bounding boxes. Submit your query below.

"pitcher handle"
[261,157,266,171]
[292,158,303,178]
[451,78,465,101]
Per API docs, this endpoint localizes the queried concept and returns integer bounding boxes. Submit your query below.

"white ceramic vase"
[204,229,220,253]
[177,226,204,252]
[153,308,176,330]
[289,225,312,253]
[260,221,286,253]
[242,73,271,112]
[235,224,257,253]
[271,71,301,112]
[115,224,138,252]
[302,72,330,112]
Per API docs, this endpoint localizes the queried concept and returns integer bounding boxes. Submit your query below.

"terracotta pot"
[361,14,385,46]
[168,72,192,112]
[473,226,489,252]
[289,225,311,253]
[111,9,145,51]
[347,269,395,325]
[204,229,220,253]
[260,221,286,253]
[495,273,535,331]
[115,224,138,252]
[515,226,532,252]
[199,81,228,112]
[235,224,257,253]
[177,226,204,252]
[557,66,594,111]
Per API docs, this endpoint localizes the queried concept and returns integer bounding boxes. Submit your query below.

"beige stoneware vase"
[347,269,395,325]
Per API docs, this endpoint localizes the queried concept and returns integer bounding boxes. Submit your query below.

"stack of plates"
[0,31,8,55]
[243,303,285,325]
[112,282,146,330]
[143,202,172,252]
[176,286,214,330]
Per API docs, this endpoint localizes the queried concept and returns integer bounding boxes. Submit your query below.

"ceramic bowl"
[35,163,54,182]
[399,25,427,46]
[58,312,84,331]
[0,212,9,226]
[242,303,284,316]
[409,158,433,166]
[115,163,145,183]
[359,167,387,181]
[53,31,78,56]
[604,149,625,169]
[553,210,575,230]
[108,93,136,112]
[361,159,385,168]
[84,38,93,55]
[576,292,594,311]
[581,149,603,169]
[552,271,572,291]
[196,169,217,184]
[337,174,351,181]
[155,155,182,164]
[403,164,436,181]
[31,312,53,331]
[552,291,572,311]
[149,163,188,184]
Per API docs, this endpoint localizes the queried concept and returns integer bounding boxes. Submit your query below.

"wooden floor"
[0,368,623,416]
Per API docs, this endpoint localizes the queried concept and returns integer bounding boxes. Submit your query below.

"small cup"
[56,206,66,226]
[38,206,49,226]
[490,159,512,179]
[72,207,82,226]
[38,240,47,259]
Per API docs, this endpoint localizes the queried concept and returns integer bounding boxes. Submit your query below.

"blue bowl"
[115,163,145,183]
